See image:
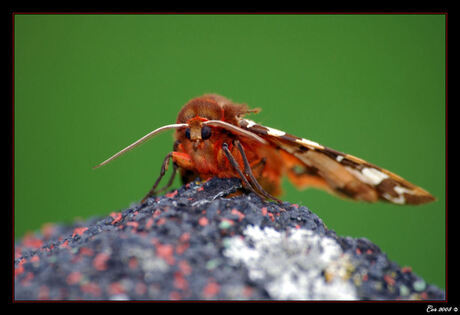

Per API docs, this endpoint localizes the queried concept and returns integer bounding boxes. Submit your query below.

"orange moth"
[94,94,435,205]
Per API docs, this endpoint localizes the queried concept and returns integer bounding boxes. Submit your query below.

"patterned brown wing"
[239,119,435,205]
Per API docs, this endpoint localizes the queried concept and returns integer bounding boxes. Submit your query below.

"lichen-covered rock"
[14,178,445,300]
[224,225,357,300]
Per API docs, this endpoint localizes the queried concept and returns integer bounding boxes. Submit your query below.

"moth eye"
[185,128,191,140]
[201,125,212,140]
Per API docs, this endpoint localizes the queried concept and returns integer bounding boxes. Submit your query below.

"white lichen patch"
[223,226,357,300]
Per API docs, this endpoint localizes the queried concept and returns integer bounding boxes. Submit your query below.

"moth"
[94,94,435,205]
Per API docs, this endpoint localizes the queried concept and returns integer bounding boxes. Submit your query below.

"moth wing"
[239,119,435,205]
[278,149,335,194]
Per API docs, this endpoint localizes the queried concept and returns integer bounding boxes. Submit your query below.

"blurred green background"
[14,14,445,288]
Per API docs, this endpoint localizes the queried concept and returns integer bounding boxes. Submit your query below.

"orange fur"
[173,95,285,196]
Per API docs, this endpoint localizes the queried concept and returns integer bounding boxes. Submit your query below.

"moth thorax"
[176,97,223,123]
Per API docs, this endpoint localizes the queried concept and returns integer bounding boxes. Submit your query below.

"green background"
[14,14,446,289]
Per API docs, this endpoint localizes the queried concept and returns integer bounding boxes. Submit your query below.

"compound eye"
[185,128,191,140]
[201,125,212,140]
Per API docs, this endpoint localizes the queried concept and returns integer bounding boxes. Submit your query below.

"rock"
[14,177,445,300]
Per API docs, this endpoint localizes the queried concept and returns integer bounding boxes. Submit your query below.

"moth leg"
[222,143,267,201]
[154,162,178,195]
[141,152,174,203]
[234,140,282,204]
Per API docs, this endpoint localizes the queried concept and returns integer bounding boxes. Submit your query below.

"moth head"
[184,117,213,150]
[93,103,267,168]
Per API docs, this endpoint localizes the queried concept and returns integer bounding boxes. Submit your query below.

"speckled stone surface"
[14,178,445,300]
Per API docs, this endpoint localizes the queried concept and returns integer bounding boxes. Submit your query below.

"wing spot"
[383,193,406,204]
[296,138,324,149]
[266,127,286,137]
[394,185,413,195]
[361,167,389,185]
[345,166,389,186]
[243,119,257,128]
